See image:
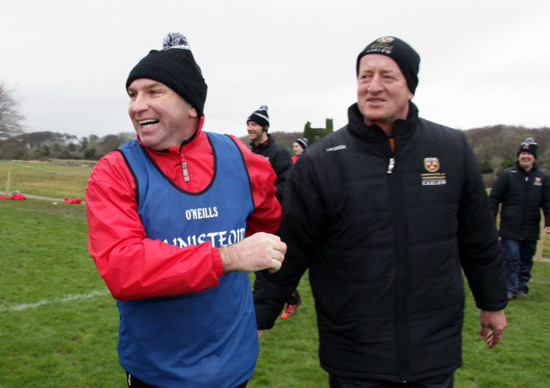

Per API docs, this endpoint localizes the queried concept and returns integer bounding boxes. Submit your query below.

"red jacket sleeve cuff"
[212,247,225,277]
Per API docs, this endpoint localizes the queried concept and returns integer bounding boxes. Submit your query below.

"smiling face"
[247,121,268,145]
[127,78,198,150]
[518,151,535,171]
[357,54,413,136]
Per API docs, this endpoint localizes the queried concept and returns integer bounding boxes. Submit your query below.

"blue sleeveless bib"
[117,133,257,387]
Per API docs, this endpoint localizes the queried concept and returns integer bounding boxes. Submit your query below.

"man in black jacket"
[247,105,302,318]
[255,36,507,387]
[489,137,550,300]
[247,105,292,203]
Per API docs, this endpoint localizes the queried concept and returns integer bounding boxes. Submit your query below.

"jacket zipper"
[181,155,190,182]
[386,138,409,381]
[521,171,530,237]
[387,157,395,174]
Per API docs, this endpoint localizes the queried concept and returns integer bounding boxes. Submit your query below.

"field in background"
[3,160,549,258]
[0,160,93,199]
[1,162,550,387]
[0,199,121,386]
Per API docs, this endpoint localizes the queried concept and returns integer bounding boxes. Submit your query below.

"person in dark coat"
[254,36,507,387]
[489,137,550,300]
[247,105,302,319]
[292,137,308,163]
[247,105,292,203]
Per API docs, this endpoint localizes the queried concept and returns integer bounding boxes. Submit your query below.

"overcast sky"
[2,0,549,140]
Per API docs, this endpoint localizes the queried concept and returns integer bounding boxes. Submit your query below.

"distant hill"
[4,124,550,190]
[242,125,550,189]
[464,125,550,187]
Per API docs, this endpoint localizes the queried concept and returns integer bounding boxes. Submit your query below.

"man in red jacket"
[86,32,285,388]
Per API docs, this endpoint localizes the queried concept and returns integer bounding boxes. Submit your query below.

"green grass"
[0,199,122,387]
[0,160,92,199]
[1,198,550,387]
[542,239,550,258]
[255,264,550,388]
[459,270,550,387]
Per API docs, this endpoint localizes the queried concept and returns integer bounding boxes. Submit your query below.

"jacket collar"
[515,160,538,173]
[250,133,274,150]
[347,101,419,142]
[137,115,206,155]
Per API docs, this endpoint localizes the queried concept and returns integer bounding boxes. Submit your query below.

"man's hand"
[257,330,264,339]
[544,226,550,234]
[219,232,286,273]
[479,310,507,348]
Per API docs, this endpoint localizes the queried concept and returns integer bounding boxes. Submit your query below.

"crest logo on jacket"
[424,157,440,172]
[534,177,543,186]
[421,157,447,186]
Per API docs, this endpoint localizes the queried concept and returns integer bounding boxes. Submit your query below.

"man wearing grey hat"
[489,137,550,301]
[255,36,507,387]
[86,33,286,388]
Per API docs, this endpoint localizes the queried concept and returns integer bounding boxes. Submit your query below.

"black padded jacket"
[489,162,550,240]
[255,102,507,383]
[250,134,292,202]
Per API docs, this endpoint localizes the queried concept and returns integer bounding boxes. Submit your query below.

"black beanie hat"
[126,32,208,116]
[247,105,270,129]
[517,137,538,158]
[356,36,420,94]
[295,138,308,150]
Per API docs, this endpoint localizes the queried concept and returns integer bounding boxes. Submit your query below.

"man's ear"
[189,106,198,118]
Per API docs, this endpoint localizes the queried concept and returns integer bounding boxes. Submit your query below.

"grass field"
[1,162,550,387]
[0,160,93,199]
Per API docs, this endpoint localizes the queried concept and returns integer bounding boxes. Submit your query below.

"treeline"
[0,131,135,161]
[273,124,550,173]
[466,124,550,170]
[0,130,304,162]
[2,125,550,186]
[465,125,550,187]
[250,125,550,189]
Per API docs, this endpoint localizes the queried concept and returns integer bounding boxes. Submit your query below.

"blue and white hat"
[247,105,270,129]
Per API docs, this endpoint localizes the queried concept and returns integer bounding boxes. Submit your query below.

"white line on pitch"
[1,290,111,313]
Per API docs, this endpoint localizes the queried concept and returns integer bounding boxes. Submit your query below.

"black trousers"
[329,373,454,388]
[126,372,248,388]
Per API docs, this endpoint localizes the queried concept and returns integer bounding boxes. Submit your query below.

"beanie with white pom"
[126,32,208,116]
[246,105,270,130]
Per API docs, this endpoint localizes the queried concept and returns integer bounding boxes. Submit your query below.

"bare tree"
[0,83,24,140]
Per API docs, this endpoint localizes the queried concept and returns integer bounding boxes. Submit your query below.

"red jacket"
[86,127,281,301]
